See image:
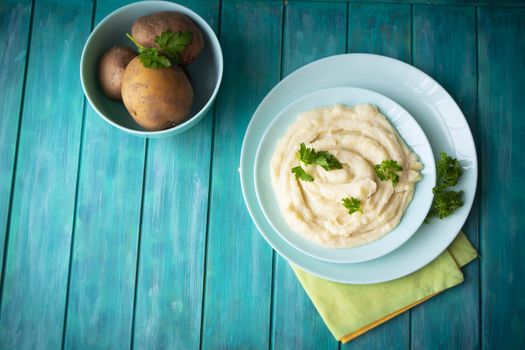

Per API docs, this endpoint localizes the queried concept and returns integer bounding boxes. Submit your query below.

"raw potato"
[121,57,193,131]
[98,46,136,100]
[131,11,204,64]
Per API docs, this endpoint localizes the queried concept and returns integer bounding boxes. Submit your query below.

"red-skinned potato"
[98,46,136,100]
[121,57,193,131]
[131,11,204,65]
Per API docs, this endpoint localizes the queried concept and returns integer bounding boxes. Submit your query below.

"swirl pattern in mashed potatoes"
[270,104,422,248]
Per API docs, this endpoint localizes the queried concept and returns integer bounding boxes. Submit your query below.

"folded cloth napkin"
[292,232,477,343]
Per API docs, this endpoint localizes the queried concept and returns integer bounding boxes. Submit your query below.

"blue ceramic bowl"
[80,1,223,138]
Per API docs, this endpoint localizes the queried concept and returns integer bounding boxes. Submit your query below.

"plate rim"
[239,53,478,284]
[252,86,436,263]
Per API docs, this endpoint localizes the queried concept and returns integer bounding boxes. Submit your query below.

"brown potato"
[98,46,136,100]
[121,57,193,131]
[131,12,204,65]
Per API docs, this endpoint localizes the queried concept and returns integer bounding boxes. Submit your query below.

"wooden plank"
[289,0,525,7]
[342,3,411,349]
[0,0,32,288]
[271,2,346,349]
[0,0,93,348]
[200,1,282,348]
[478,7,525,349]
[347,3,410,62]
[343,317,409,350]
[410,5,479,348]
[131,1,219,349]
[61,0,145,348]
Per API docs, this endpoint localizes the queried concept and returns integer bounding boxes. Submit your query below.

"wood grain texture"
[0,0,93,348]
[411,5,480,349]
[342,3,411,349]
[132,1,218,348]
[342,317,409,350]
[478,7,525,349]
[201,1,282,348]
[271,2,346,349]
[347,3,411,62]
[132,121,212,350]
[290,0,525,6]
[62,0,145,348]
[0,0,32,286]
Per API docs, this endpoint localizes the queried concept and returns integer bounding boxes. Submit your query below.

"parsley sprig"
[291,143,343,182]
[436,152,462,187]
[427,188,463,220]
[297,143,316,165]
[291,166,314,182]
[126,33,171,68]
[297,143,342,170]
[374,159,403,186]
[154,31,193,63]
[342,197,362,215]
[426,152,464,221]
[126,30,193,69]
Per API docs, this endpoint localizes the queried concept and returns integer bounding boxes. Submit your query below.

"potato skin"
[98,46,136,100]
[121,57,193,131]
[131,11,204,65]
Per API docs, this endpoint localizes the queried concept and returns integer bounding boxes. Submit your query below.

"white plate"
[240,54,477,284]
[254,87,436,263]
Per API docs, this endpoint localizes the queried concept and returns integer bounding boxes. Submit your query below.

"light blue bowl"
[80,1,223,138]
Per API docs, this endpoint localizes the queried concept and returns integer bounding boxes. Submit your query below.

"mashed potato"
[270,104,422,248]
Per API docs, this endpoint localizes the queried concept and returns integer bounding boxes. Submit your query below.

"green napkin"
[292,232,477,343]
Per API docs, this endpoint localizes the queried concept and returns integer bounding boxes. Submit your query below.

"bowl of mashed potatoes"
[254,87,436,263]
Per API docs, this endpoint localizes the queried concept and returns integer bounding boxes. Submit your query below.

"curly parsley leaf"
[426,187,463,220]
[374,159,403,186]
[342,197,362,215]
[154,30,193,63]
[296,143,342,170]
[291,166,314,182]
[425,152,464,222]
[436,152,462,187]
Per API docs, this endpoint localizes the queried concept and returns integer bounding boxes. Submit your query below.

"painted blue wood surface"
[292,0,524,5]
[132,117,212,350]
[271,3,346,349]
[201,1,282,348]
[0,0,32,289]
[62,0,145,348]
[132,1,218,348]
[347,3,411,63]
[478,7,525,349]
[411,5,480,349]
[0,0,92,348]
[0,0,524,349]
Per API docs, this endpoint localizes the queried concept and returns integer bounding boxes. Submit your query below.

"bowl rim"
[80,0,223,137]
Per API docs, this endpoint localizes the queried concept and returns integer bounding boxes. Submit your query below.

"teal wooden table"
[1,0,524,348]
